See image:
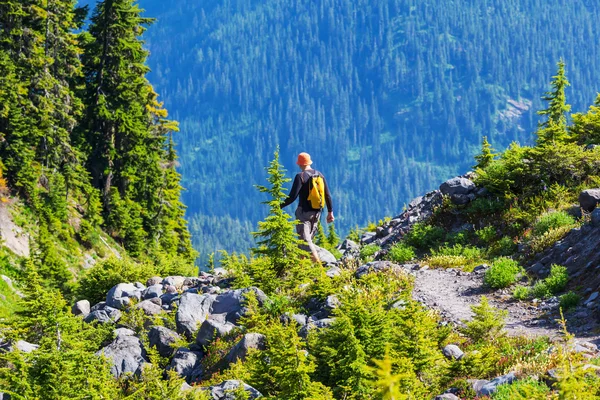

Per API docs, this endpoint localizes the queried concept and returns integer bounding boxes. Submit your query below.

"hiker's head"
[296,152,313,170]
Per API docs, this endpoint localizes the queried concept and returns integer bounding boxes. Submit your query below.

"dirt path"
[411,267,600,343]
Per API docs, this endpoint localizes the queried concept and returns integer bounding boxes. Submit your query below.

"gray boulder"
[212,287,267,323]
[142,284,164,300]
[146,276,162,286]
[222,333,266,365]
[84,307,122,324]
[14,340,39,353]
[315,246,337,263]
[299,318,335,338]
[475,372,517,396]
[106,283,141,309]
[196,314,236,347]
[355,261,402,278]
[167,348,202,382]
[579,189,600,212]
[163,276,186,289]
[202,380,262,399]
[440,177,476,196]
[96,335,148,377]
[442,344,464,360]
[136,299,164,316]
[338,239,360,256]
[434,394,459,400]
[148,326,181,358]
[114,328,136,337]
[176,293,215,338]
[326,266,342,277]
[71,300,90,317]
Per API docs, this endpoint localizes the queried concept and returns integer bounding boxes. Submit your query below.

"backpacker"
[302,170,326,210]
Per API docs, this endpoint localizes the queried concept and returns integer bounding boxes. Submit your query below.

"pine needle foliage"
[252,149,309,276]
[473,136,496,170]
[537,59,572,146]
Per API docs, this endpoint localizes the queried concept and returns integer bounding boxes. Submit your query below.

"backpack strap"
[300,169,319,184]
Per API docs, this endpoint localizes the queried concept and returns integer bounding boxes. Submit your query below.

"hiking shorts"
[295,207,321,254]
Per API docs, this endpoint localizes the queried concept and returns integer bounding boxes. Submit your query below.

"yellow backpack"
[304,171,326,210]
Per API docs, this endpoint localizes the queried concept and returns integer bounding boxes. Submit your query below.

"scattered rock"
[299,318,335,337]
[136,299,164,316]
[106,283,141,310]
[148,326,181,358]
[434,394,460,400]
[211,287,267,324]
[163,276,186,289]
[202,380,262,399]
[176,293,215,339]
[167,348,202,382]
[114,328,136,337]
[579,189,600,212]
[84,307,122,324]
[142,284,164,300]
[224,333,266,365]
[442,344,464,360]
[326,266,342,277]
[96,335,148,378]
[196,315,236,347]
[592,209,600,227]
[585,292,599,305]
[1,275,23,298]
[475,372,517,396]
[355,261,402,278]
[316,246,337,263]
[146,276,162,286]
[338,239,360,256]
[440,177,476,196]
[72,300,91,317]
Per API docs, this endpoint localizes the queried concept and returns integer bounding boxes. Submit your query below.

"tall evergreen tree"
[536,59,571,146]
[252,149,308,275]
[80,0,193,259]
[326,223,340,249]
[473,136,496,170]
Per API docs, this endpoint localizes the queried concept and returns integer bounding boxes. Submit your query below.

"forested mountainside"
[94,0,600,260]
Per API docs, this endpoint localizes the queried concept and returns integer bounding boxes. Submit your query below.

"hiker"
[281,152,334,263]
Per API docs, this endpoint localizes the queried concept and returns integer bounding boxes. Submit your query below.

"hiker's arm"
[280,174,301,208]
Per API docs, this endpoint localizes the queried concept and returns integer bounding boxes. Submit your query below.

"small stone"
[442,344,464,360]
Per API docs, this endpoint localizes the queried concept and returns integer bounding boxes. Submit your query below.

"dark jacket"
[280,169,333,212]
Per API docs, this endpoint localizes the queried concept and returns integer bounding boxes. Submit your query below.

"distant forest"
[81,0,600,262]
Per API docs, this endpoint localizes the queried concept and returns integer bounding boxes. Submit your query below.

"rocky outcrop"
[71,300,90,317]
[579,189,600,212]
[201,380,262,399]
[473,372,517,396]
[442,344,464,360]
[106,283,142,309]
[211,287,267,324]
[196,314,236,348]
[176,293,215,339]
[148,326,181,358]
[167,348,202,382]
[96,332,148,377]
[355,261,406,278]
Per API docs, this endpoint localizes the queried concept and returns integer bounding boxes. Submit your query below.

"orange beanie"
[296,152,313,166]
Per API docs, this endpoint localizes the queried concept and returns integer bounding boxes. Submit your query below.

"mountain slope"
[122,0,600,260]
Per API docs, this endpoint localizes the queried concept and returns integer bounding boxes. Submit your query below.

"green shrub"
[491,377,550,400]
[76,258,158,304]
[462,296,507,342]
[544,264,569,294]
[385,242,415,264]
[512,286,530,301]
[559,291,581,311]
[403,223,445,250]
[529,225,575,254]
[360,244,380,261]
[427,255,468,269]
[427,244,485,271]
[533,211,576,236]
[475,226,496,244]
[489,236,517,257]
[531,265,569,299]
[484,258,522,289]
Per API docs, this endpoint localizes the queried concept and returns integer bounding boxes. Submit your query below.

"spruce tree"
[326,223,340,248]
[316,222,327,247]
[80,0,193,260]
[536,59,572,146]
[252,149,308,275]
[473,136,495,170]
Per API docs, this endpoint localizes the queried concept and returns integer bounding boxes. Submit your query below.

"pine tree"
[79,0,193,260]
[316,222,327,247]
[326,223,340,248]
[473,136,495,170]
[536,59,572,146]
[252,149,308,275]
